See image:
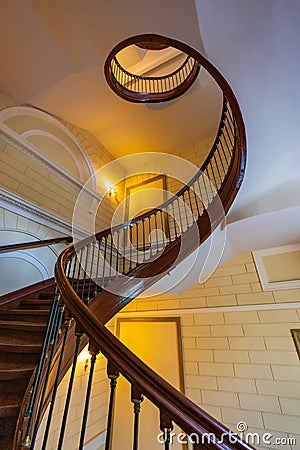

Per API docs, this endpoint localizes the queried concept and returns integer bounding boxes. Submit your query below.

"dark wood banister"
[105,35,200,103]
[53,34,248,448]
[17,34,248,449]
[0,236,72,254]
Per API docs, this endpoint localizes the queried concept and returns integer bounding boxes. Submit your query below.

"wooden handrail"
[0,236,72,254]
[105,36,200,103]
[18,34,248,449]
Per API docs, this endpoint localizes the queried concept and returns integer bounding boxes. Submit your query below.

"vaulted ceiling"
[1,0,300,231]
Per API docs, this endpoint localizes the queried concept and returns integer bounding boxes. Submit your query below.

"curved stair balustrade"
[105,34,200,103]
[11,34,249,449]
[0,237,72,254]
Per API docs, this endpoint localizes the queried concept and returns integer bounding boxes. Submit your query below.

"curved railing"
[105,35,200,102]
[17,34,249,450]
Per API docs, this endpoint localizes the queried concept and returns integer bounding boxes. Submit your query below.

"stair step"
[0,320,46,332]
[0,378,29,394]
[38,291,54,299]
[0,351,40,366]
[0,416,16,450]
[0,309,49,322]
[19,298,52,310]
[0,361,35,381]
[0,338,42,353]
[0,404,20,418]
[0,327,42,352]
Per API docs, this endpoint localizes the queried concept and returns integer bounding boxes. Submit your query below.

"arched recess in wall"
[0,251,48,295]
[0,210,68,294]
[0,105,94,184]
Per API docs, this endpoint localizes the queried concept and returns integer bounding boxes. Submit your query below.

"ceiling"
[0,0,300,231]
[0,0,221,159]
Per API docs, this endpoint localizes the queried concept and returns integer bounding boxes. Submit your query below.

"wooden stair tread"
[0,309,49,323]
[0,403,20,418]
[0,416,16,450]
[20,298,52,304]
[0,309,49,315]
[0,362,34,380]
[0,320,46,331]
[0,335,42,352]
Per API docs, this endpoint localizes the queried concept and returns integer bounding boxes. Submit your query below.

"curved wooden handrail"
[19,34,248,449]
[105,35,200,103]
[0,236,72,254]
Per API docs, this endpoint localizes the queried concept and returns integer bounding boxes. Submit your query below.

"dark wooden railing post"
[131,384,144,450]
[105,361,119,450]
[160,408,174,450]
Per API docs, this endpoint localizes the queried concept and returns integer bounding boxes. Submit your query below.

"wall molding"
[0,105,95,178]
[0,188,88,237]
[118,301,300,318]
[21,129,85,180]
[0,125,101,201]
[253,244,300,291]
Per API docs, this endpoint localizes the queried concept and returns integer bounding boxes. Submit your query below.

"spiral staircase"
[0,35,251,450]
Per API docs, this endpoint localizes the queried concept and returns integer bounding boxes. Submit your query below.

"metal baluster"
[223,121,234,158]
[87,241,96,300]
[164,205,171,242]
[57,331,83,450]
[78,342,99,450]
[70,253,78,288]
[94,239,101,295]
[109,234,113,282]
[30,300,65,449]
[131,385,143,450]
[142,218,146,261]
[187,187,195,222]
[217,139,226,180]
[148,216,153,256]
[178,196,187,233]
[129,224,133,270]
[212,150,223,188]
[205,164,216,200]
[40,315,73,450]
[75,248,84,297]
[22,289,59,448]
[226,108,235,140]
[123,227,127,273]
[105,362,119,450]
[171,200,178,239]
[196,177,205,215]
[136,222,139,264]
[207,159,218,191]
[102,236,107,288]
[182,192,190,230]
[80,246,90,300]
[160,209,166,247]
[191,182,201,218]
[116,230,120,274]
[200,172,210,208]
[154,212,159,252]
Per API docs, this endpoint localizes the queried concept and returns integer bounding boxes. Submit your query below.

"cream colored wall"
[121,253,300,313]
[34,252,300,449]
[0,90,120,233]
[119,252,300,449]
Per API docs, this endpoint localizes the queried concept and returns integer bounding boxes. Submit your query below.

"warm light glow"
[77,345,91,363]
[108,185,117,196]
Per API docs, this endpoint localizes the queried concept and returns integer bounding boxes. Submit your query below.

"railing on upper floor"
[16,34,249,450]
[105,37,200,103]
